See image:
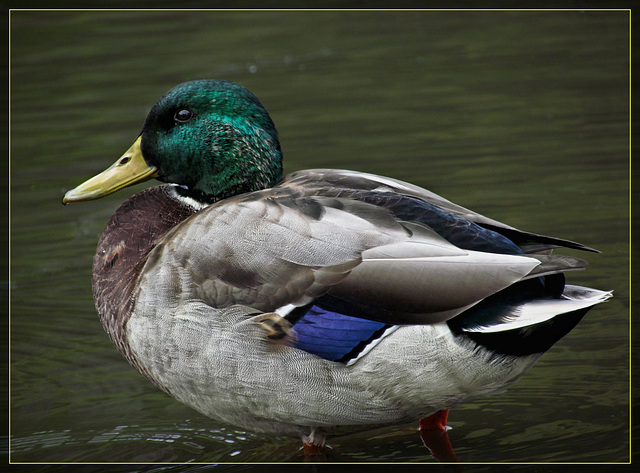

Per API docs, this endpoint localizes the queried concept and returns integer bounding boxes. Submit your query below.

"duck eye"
[174,109,193,124]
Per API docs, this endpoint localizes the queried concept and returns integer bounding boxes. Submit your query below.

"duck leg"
[419,409,460,462]
[302,429,328,458]
[255,313,294,342]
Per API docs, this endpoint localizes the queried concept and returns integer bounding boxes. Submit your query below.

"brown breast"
[91,185,197,373]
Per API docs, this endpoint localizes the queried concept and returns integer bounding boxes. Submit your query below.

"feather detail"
[461,286,612,334]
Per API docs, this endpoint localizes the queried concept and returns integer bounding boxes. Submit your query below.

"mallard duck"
[63,80,611,458]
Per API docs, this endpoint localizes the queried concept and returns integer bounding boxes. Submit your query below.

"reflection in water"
[9,421,445,463]
[10,424,262,463]
[10,9,629,464]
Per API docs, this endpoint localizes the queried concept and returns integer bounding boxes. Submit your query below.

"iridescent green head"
[63,80,283,204]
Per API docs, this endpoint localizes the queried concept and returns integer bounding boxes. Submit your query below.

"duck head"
[63,80,283,205]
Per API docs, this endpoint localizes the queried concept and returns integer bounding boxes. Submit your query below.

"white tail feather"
[465,285,613,333]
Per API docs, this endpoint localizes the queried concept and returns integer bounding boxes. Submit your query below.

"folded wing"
[149,171,593,326]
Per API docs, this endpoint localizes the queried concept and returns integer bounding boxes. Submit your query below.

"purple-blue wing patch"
[291,305,390,363]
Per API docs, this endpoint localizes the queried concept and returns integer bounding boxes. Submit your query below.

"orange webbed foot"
[419,409,460,463]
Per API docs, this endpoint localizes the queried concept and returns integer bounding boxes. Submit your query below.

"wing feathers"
[157,169,604,329]
[330,250,540,320]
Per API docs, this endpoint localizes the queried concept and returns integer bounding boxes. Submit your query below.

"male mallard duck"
[64,80,611,458]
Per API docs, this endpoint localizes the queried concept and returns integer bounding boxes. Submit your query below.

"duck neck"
[92,185,198,371]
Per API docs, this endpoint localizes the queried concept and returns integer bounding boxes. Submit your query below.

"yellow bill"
[63,136,158,204]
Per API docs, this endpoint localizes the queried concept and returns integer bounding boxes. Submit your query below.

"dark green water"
[9,10,629,465]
